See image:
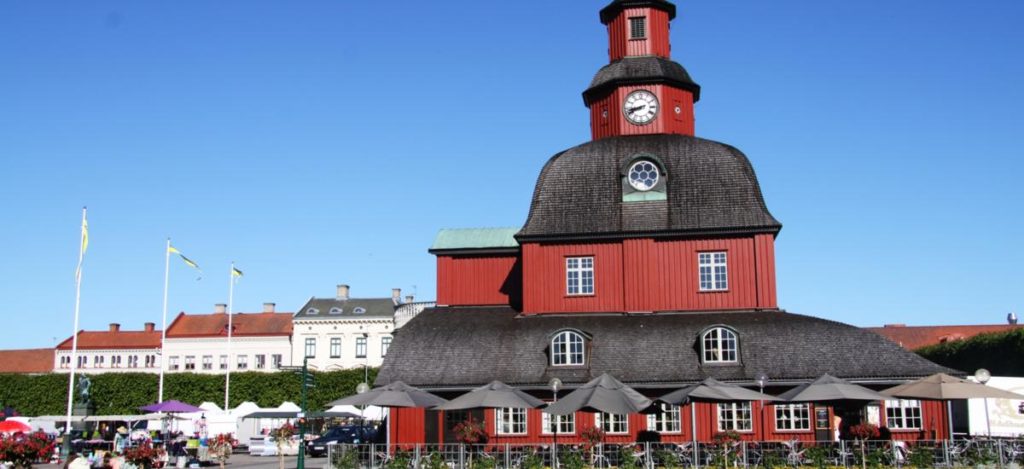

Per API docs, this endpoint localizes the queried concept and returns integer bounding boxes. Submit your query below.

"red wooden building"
[380,0,955,446]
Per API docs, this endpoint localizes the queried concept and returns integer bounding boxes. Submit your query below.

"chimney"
[405,295,415,304]
[144,322,155,332]
[1010,312,1019,325]
[392,288,402,304]
[336,284,350,300]
[214,303,227,313]
[109,323,120,332]
[263,302,276,313]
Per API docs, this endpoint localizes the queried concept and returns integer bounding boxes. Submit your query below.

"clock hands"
[627,104,647,115]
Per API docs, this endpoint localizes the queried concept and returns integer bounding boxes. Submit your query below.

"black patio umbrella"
[659,378,782,469]
[327,381,448,408]
[778,374,890,403]
[435,380,545,411]
[543,373,653,415]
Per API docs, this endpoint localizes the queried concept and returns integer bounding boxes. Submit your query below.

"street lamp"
[549,377,562,469]
[974,368,992,437]
[356,382,370,444]
[755,373,768,440]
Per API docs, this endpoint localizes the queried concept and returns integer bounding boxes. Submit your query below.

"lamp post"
[549,377,562,469]
[756,373,768,441]
[356,382,370,443]
[974,368,992,437]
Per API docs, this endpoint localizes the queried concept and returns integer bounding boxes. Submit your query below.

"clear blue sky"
[2,1,1022,349]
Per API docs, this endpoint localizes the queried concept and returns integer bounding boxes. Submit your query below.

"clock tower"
[584,0,701,140]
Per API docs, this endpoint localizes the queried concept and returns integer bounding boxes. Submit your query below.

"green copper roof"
[431,227,520,250]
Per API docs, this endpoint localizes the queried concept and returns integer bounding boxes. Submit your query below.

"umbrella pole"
[691,402,699,469]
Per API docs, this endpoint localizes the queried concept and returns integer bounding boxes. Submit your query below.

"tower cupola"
[586,0,701,140]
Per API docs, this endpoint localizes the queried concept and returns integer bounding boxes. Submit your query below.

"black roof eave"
[583,75,702,105]
[428,246,521,256]
[515,225,782,244]
[599,0,677,24]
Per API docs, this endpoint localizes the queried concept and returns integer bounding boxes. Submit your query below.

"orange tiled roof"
[56,329,162,350]
[866,324,1023,350]
[0,348,54,373]
[166,311,293,338]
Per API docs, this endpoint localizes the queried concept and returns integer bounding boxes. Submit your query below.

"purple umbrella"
[139,400,203,413]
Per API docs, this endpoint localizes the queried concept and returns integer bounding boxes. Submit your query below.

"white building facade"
[163,304,293,374]
[53,323,161,374]
[292,285,432,371]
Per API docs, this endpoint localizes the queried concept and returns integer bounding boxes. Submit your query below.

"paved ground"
[40,454,334,469]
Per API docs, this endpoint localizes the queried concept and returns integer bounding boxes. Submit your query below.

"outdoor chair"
[673,443,694,467]
[783,440,808,466]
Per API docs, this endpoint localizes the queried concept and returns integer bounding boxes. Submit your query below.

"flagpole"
[158,238,171,403]
[224,262,235,411]
[64,207,87,453]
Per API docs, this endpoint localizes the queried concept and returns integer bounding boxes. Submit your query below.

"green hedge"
[916,328,1024,376]
[0,368,376,416]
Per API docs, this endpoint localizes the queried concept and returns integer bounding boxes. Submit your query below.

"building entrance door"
[814,406,831,441]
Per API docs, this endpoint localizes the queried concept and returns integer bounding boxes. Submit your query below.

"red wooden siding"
[607,8,671,61]
[881,399,950,441]
[437,254,519,307]
[523,236,775,314]
[590,85,694,140]
[390,401,947,444]
[522,242,624,314]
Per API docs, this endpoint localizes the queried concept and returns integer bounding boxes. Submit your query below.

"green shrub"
[655,448,679,469]
[421,451,447,469]
[560,449,587,469]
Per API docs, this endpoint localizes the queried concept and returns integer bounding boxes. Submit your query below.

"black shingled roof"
[294,297,397,320]
[599,0,676,24]
[583,57,701,105]
[376,307,957,391]
[517,134,782,241]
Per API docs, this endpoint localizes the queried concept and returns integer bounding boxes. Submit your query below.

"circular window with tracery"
[627,160,659,191]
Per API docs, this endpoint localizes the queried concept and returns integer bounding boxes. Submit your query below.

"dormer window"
[629,17,646,39]
[551,330,586,366]
[702,326,738,363]
[353,307,366,315]
[329,307,343,315]
[306,308,320,315]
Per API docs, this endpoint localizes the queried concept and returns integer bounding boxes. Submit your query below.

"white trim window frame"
[717,402,753,432]
[202,355,213,370]
[219,355,228,370]
[355,336,367,358]
[702,327,739,363]
[566,257,595,296]
[541,413,576,435]
[305,338,316,358]
[774,403,811,431]
[885,399,922,429]
[169,356,179,371]
[382,336,392,357]
[330,337,342,358]
[698,251,728,291]
[495,408,527,435]
[596,412,629,434]
[237,354,248,370]
[647,404,682,433]
[551,330,585,366]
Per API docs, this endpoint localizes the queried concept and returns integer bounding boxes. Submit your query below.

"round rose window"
[627,160,659,191]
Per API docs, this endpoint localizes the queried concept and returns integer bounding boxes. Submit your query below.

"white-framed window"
[94,355,105,367]
[542,413,576,435]
[169,356,179,370]
[647,404,682,433]
[596,412,629,434]
[566,257,595,295]
[885,400,922,429]
[184,355,195,370]
[145,355,156,368]
[202,355,213,370]
[78,355,87,368]
[702,327,738,363]
[272,354,282,369]
[356,337,367,358]
[330,338,342,358]
[305,338,316,358]
[551,330,585,366]
[698,252,728,291]
[382,336,392,357]
[219,355,228,370]
[774,404,811,431]
[111,355,122,368]
[495,408,527,435]
[255,354,266,369]
[59,356,68,368]
[127,355,138,368]
[629,16,647,39]
[237,355,248,370]
[717,402,753,432]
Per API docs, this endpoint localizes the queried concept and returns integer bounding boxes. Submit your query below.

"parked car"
[305,425,378,457]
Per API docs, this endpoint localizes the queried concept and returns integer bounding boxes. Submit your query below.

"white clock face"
[623,90,659,124]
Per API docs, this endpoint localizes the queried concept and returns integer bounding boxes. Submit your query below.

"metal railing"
[323,438,1024,469]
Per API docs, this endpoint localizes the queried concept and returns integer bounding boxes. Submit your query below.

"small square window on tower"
[629,17,647,39]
